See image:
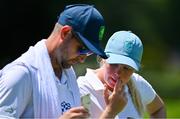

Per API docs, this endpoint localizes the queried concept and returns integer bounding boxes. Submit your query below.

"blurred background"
[0,0,180,117]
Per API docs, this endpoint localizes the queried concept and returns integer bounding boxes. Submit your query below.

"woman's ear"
[60,25,72,41]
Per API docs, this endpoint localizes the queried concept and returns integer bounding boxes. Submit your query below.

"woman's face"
[104,63,134,91]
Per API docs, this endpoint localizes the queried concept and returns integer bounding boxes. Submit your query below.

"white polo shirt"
[77,68,156,118]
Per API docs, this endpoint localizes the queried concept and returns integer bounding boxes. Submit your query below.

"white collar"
[85,68,105,91]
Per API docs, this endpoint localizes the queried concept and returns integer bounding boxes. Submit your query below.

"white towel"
[9,40,81,118]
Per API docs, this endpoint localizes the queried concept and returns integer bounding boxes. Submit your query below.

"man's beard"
[61,60,72,69]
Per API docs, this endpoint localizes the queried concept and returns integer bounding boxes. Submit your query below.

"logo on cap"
[123,40,134,53]
[99,26,105,40]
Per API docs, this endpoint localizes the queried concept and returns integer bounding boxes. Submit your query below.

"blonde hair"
[96,55,105,67]
[97,56,144,116]
[127,78,144,116]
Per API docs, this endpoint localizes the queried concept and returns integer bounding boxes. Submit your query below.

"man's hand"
[59,106,89,119]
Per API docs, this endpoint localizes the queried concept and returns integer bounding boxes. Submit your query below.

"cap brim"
[106,53,140,71]
[76,32,108,59]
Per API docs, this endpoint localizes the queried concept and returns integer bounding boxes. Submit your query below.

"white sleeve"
[0,64,32,118]
[133,74,156,106]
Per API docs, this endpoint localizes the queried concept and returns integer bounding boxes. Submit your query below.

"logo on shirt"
[61,101,71,113]
[4,107,15,114]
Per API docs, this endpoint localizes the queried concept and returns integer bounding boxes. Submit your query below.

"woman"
[77,31,166,118]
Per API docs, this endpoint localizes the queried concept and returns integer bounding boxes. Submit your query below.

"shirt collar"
[85,68,105,91]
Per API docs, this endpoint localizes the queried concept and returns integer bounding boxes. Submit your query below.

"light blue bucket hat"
[105,31,143,71]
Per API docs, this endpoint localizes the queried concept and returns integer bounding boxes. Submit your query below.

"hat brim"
[106,53,140,71]
[76,32,108,59]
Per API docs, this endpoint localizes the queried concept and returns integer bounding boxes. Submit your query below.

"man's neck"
[51,56,63,80]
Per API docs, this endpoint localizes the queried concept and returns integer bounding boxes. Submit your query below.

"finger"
[103,84,109,105]
[71,111,90,119]
[68,106,88,113]
[113,79,123,92]
[63,111,89,119]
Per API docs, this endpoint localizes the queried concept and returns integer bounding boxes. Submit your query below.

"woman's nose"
[115,65,122,73]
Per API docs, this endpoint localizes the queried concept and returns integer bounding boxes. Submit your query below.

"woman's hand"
[100,80,127,119]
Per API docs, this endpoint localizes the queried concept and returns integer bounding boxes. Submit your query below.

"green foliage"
[144,99,180,118]
[165,99,180,118]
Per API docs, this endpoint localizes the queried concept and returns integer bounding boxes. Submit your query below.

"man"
[0,4,118,118]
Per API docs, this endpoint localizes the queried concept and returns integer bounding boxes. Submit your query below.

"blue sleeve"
[0,64,32,118]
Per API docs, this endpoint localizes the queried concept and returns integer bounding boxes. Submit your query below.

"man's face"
[104,63,134,91]
[59,31,93,68]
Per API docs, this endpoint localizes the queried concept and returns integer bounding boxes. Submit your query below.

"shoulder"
[77,75,90,89]
[131,73,152,87]
[77,69,95,96]
[77,76,91,96]
[0,62,33,90]
[0,63,33,117]
[131,73,156,105]
[77,68,98,86]
[77,69,93,85]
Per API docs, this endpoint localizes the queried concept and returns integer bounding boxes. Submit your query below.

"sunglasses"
[78,46,93,56]
[72,31,93,56]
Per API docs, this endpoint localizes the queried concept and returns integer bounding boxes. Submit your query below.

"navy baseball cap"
[58,4,107,59]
